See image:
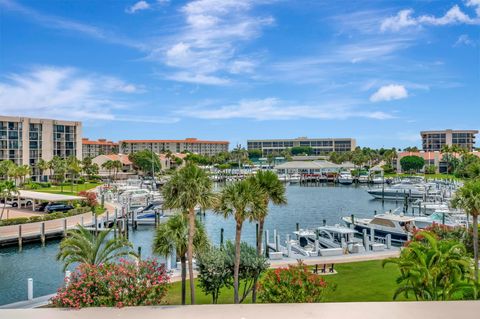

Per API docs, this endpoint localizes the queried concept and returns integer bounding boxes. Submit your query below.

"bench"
[269,252,283,260]
[313,264,335,274]
[319,248,343,256]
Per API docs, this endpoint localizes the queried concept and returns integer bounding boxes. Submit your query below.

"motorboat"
[371,176,384,184]
[358,175,369,183]
[343,211,415,242]
[288,174,301,184]
[413,212,461,229]
[337,171,353,185]
[366,182,440,200]
[132,201,165,225]
[290,230,318,257]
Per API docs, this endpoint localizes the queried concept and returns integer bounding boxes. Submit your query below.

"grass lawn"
[164,260,407,305]
[32,182,102,195]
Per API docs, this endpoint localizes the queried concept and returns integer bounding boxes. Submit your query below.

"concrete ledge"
[0,301,478,319]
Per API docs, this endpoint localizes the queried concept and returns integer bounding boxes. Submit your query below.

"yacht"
[288,173,301,184]
[358,175,369,183]
[337,171,353,185]
[413,212,460,229]
[343,211,415,242]
[367,182,439,200]
[371,176,384,184]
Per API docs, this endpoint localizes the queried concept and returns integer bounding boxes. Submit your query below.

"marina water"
[0,184,400,305]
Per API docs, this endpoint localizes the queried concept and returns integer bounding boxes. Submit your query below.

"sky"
[0,0,479,149]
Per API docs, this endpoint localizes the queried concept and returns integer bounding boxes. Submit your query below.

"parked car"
[4,198,33,208]
[45,203,74,213]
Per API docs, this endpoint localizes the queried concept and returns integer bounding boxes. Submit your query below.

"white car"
[5,198,33,207]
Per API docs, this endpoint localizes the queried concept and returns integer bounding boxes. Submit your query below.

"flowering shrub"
[78,191,98,209]
[51,259,170,308]
[257,261,334,303]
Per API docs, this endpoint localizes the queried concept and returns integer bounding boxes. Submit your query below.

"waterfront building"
[82,138,118,159]
[0,115,82,180]
[275,160,354,175]
[119,138,229,156]
[394,150,480,173]
[421,129,478,151]
[247,137,356,156]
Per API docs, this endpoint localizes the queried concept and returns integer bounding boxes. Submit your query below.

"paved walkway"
[0,301,478,319]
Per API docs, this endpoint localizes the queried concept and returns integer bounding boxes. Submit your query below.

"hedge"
[0,207,91,227]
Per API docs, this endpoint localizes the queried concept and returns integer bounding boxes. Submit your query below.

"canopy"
[18,190,85,202]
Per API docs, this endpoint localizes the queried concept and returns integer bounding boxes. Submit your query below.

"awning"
[18,190,85,202]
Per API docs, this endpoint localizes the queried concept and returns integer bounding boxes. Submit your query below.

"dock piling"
[275,234,280,252]
[27,278,33,301]
[286,234,292,257]
[362,229,369,251]
[386,234,392,249]
[370,227,375,243]
[220,228,224,246]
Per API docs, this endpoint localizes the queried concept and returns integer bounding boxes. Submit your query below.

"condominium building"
[82,138,118,159]
[0,115,82,180]
[421,129,478,151]
[119,138,229,156]
[247,137,356,156]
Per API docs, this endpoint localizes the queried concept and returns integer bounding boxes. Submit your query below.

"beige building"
[119,138,229,156]
[421,129,478,151]
[92,154,133,178]
[0,115,82,180]
[82,138,118,159]
[247,137,356,156]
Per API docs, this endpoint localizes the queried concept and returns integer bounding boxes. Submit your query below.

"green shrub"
[0,207,92,226]
[258,261,335,303]
[0,217,29,226]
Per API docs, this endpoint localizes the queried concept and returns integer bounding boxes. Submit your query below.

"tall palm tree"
[15,165,30,186]
[101,160,115,182]
[452,179,480,282]
[0,180,19,220]
[153,213,209,305]
[248,170,287,302]
[50,156,67,191]
[162,163,215,304]
[36,159,49,182]
[215,179,265,304]
[57,225,137,271]
[67,156,82,193]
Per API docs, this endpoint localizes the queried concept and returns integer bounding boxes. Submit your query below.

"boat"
[337,171,353,185]
[290,229,319,256]
[288,173,301,184]
[366,182,440,200]
[413,212,461,229]
[342,211,415,242]
[371,176,384,184]
[358,175,369,183]
[132,201,165,225]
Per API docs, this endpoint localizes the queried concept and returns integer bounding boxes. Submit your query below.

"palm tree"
[383,231,475,300]
[15,165,30,186]
[215,179,265,304]
[0,180,19,220]
[101,160,115,182]
[67,156,82,193]
[153,213,209,305]
[50,156,67,191]
[452,179,480,282]
[162,163,215,304]
[111,160,123,181]
[57,225,137,271]
[36,159,49,182]
[247,170,286,302]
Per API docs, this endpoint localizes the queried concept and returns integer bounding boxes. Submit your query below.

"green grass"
[33,182,102,195]
[164,260,407,305]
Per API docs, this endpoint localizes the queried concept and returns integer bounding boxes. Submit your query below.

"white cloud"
[167,72,230,85]
[126,1,150,14]
[157,0,274,85]
[466,0,480,16]
[454,34,476,46]
[381,4,480,32]
[0,66,170,123]
[177,98,393,121]
[370,84,408,102]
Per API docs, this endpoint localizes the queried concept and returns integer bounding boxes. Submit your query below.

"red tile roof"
[104,154,132,165]
[82,138,118,146]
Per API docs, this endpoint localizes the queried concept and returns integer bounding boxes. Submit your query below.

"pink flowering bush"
[51,259,170,308]
[258,261,334,303]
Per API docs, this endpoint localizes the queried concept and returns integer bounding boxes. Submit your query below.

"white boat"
[343,211,415,242]
[371,176,384,184]
[367,182,440,200]
[288,174,301,184]
[337,171,353,185]
[358,175,369,183]
[413,212,460,229]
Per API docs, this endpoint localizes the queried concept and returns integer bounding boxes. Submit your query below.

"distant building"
[0,115,82,180]
[421,129,478,151]
[247,137,356,156]
[92,154,133,178]
[394,150,480,173]
[119,138,229,156]
[82,138,118,159]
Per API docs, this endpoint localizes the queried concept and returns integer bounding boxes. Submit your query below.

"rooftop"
[82,138,117,146]
[120,138,229,145]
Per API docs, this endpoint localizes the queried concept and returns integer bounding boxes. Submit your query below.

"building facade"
[421,129,478,151]
[0,115,82,180]
[82,138,118,159]
[119,138,229,156]
[394,151,480,173]
[247,137,356,156]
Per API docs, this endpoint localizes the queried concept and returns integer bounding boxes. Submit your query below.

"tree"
[231,145,249,168]
[0,180,19,220]
[153,213,209,305]
[36,159,50,182]
[196,246,232,304]
[67,156,82,193]
[400,155,425,173]
[215,179,265,303]
[383,231,476,300]
[128,150,161,176]
[82,157,99,180]
[15,164,30,186]
[50,156,67,191]
[162,163,216,304]
[248,149,262,160]
[290,146,313,156]
[452,179,480,282]
[404,146,419,152]
[57,225,137,271]
[248,170,287,302]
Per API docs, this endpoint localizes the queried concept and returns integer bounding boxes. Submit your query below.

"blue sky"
[0,0,479,149]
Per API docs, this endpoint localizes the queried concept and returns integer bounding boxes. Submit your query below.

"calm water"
[0,184,400,305]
